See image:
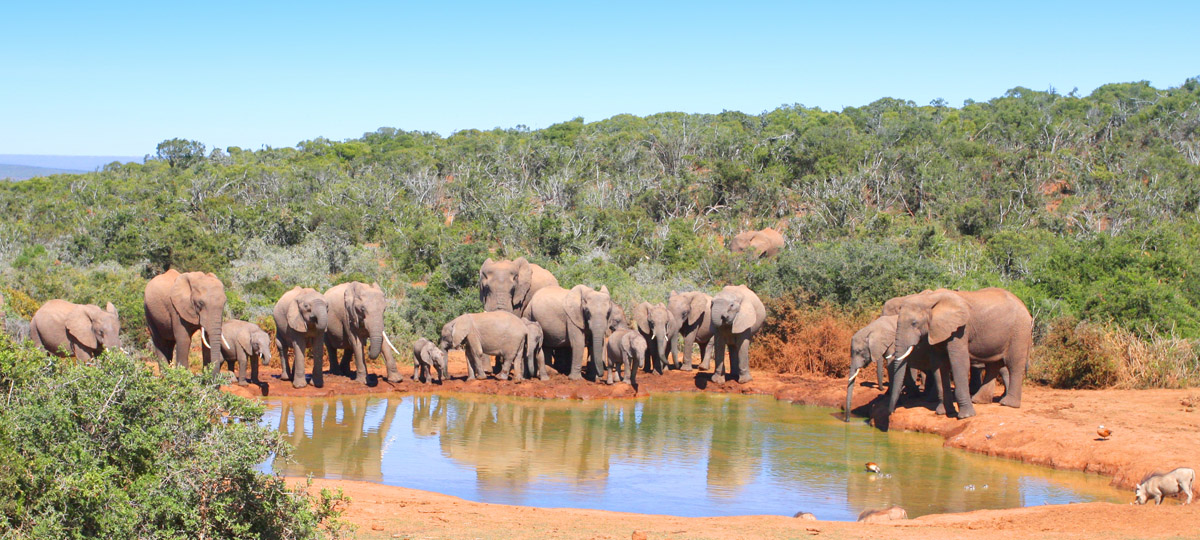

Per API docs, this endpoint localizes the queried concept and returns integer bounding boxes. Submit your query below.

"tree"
[155,138,207,169]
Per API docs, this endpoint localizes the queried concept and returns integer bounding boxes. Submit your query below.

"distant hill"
[0,154,142,172]
[0,163,86,181]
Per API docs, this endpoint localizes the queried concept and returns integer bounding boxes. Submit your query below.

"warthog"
[857,505,908,523]
[1135,467,1194,505]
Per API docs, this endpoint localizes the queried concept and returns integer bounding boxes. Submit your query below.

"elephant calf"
[218,319,272,386]
[605,327,647,386]
[439,311,527,381]
[30,299,121,362]
[634,302,675,375]
[522,320,548,381]
[412,338,448,384]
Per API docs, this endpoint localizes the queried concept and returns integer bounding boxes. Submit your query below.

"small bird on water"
[1097,425,1112,440]
[866,462,881,473]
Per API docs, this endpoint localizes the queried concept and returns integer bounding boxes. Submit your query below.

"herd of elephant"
[24,258,770,390]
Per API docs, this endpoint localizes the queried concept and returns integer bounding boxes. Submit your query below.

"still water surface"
[262,393,1121,520]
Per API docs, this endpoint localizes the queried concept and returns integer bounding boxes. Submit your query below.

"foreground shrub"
[0,334,351,539]
[751,293,872,378]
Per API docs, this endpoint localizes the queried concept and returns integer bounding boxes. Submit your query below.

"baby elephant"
[605,327,647,385]
[411,338,448,384]
[857,506,907,523]
[439,311,527,381]
[522,320,548,381]
[1135,467,1194,505]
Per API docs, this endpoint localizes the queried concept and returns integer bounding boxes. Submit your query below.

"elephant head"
[888,289,968,413]
[249,329,272,364]
[566,284,615,376]
[479,257,533,314]
[170,272,227,367]
[439,315,474,354]
[288,289,329,335]
[710,289,757,335]
[623,331,648,366]
[844,315,896,422]
[345,281,387,360]
[634,302,674,365]
[67,302,121,353]
[608,303,628,335]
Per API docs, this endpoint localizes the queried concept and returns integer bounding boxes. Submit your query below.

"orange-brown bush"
[1031,317,1200,389]
[751,294,874,378]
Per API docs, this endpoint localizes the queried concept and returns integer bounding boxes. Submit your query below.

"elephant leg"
[735,337,753,383]
[497,352,515,381]
[172,325,192,370]
[710,334,727,384]
[937,361,953,416]
[700,341,713,370]
[346,346,366,384]
[250,353,261,384]
[972,363,1000,404]
[464,349,477,381]
[946,339,975,419]
[921,369,940,401]
[290,340,308,389]
[412,362,421,382]
[566,327,586,381]
[380,343,403,383]
[1000,350,1027,408]
[73,344,93,364]
[310,334,326,387]
[680,334,695,371]
[536,348,548,380]
[148,323,172,372]
[236,349,249,386]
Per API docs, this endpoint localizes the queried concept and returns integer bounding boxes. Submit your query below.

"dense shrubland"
[2,79,1200,388]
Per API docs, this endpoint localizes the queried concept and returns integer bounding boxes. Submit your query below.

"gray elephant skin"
[728,228,784,258]
[218,319,272,386]
[708,285,766,384]
[605,327,647,386]
[844,315,896,421]
[411,337,448,383]
[890,288,1032,419]
[522,320,549,381]
[144,269,227,374]
[528,284,617,380]
[439,311,527,380]
[273,287,329,388]
[30,299,120,362]
[667,290,712,371]
[479,257,559,317]
[323,281,403,384]
[634,301,675,375]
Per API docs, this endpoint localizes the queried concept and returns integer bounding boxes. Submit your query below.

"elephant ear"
[565,285,586,329]
[688,294,708,326]
[66,309,98,350]
[598,285,609,296]
[633,302,651,334]
[732,298,756,334]
[479,258,495,306]
[169,273,201,326]
[236,327,254,355]
[867,319,897,362]
[287,298,308,334]
[344,282,363,329]
[450,316,475,347]
[105,302,117,316]
[929,296,969,345]
[514,257,532,304]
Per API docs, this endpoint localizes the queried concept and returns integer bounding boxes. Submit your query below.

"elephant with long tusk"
[144,269,227,376]
[323,282,404,384]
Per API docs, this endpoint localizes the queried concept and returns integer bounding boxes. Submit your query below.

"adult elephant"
[890,288,1032,419]
[30,300,120,362]
[708,285,766,384]
[844,315,896,421]
[273,287,329,389]
[479,257,559,318]
[528,284,618,381]
[218,319,272,386]
[880,291,940,402]
[666,290,712,371]
[323,281,403,384]
[144,269,227,374]
[634,302,675,375]
[728,228,784,258]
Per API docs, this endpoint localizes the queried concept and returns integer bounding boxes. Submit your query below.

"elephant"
[218,319,271,386]
[728,228,784,258]
[273,287,329,389]
[323,281,403,384]
[144,269,227,374]
[522,320,549,381]
[890,288,1032,419]
[479,257,560,317]
[30,299,120,362]
[844,315,896,421]
[438,311,527,381]
[666,290,713,371]
[527,284,618,381]
[633,301,675,375]
[411,337,447,384]
[708,285,766,384]
[605,327,647,386]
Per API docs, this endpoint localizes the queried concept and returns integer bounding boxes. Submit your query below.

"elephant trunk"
[366,317,384,360]
[888,356,908,415]
[590,322,606,378]
[201,314,223,368]
[845,361,863,422]
[315,309,328,333]
[487,290,515,313]
[655,327,668,365]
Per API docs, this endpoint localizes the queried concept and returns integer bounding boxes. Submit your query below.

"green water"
[261,393,1123,520]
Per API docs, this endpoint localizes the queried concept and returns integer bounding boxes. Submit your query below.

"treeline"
[1,79,1199,386]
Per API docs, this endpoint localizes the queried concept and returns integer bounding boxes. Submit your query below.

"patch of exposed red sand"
[220,351,1200,539]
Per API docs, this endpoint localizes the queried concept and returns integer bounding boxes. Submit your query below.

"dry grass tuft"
[752,295,873,378]
[1032,317,1200,389]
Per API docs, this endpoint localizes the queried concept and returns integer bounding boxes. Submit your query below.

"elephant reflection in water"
[706,397,764,498]
[274,398,399,482]
[410,395,449,438]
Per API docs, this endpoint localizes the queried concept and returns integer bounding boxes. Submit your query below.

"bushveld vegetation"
[2,80,1200,388]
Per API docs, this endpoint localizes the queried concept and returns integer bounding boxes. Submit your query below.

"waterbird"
[1097,425,1112,440]
[965,484,976,491]
[865,462,881,473]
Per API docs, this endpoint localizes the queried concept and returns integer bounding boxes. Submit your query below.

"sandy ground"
[218,352,1200,539]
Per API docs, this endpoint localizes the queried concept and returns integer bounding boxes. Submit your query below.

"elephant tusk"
[384,332,400,355]
[894,346,914,362]
[847,368,860,386]
[221,334,230,349]
[200,328,211,349]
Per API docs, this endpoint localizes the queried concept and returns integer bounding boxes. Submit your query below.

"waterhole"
[262,393,1122,520]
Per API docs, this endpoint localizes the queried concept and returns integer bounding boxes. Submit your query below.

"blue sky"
[1,1,1197,156]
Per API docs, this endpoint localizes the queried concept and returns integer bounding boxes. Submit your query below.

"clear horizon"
[2,1,1198,156]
